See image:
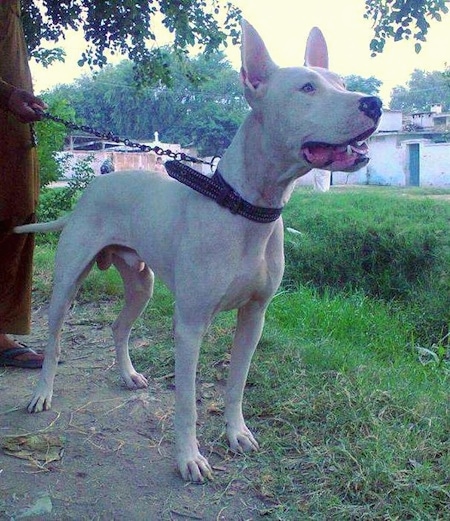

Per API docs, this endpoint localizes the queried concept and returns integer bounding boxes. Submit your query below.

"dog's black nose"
[359,96,382,122]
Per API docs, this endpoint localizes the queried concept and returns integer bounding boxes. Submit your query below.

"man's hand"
[8,88,47,123]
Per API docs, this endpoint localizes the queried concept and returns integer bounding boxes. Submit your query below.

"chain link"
[36,110,212,165]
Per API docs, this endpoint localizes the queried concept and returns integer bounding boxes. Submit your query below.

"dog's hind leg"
[225,300,267,453]
[110,255,153,389]
[28,250,97,413]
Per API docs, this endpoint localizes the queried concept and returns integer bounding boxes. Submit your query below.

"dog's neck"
[218,112,312,209]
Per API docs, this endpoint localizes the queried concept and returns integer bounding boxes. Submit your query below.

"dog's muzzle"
[301,94,382,172]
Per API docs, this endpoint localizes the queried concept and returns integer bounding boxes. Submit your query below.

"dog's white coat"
[15,21,380,482]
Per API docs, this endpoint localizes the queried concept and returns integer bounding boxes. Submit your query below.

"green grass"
[31,186,450,519]
[283,186,450,345]
[283,187,450,299]
[245,287,450,519]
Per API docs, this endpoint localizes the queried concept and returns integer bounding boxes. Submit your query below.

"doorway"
[408,143,420,186]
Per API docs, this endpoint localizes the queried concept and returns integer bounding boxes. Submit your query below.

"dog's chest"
[218,247,282,311]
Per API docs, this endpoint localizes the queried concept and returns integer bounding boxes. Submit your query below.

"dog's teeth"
[347,144,353,154]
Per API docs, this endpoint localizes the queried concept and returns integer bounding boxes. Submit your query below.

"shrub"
[36,154,96,245]
[284,221,438,299]
[36,97,76,187]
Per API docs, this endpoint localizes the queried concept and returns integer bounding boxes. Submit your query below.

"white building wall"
[420,142,450,186]
[377,110,402,132]
[411,113,434,128]
[365,135,405,185]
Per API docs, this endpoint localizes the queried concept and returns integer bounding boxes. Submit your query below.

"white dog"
[15,20,381,482]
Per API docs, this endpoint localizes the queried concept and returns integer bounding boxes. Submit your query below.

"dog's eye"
[300,82,315,93]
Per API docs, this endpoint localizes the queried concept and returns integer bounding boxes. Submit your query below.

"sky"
[30,0,450,106]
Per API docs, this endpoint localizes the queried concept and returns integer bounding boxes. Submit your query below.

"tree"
[21,0,242,85]
[344,75,382,95]
[365,0,449,55]
[171,51,249,154]
[389,68,450,112]
[45,50,249,156]
[20,1,450,83]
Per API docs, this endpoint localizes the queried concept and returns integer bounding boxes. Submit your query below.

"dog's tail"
[14,214,70,234]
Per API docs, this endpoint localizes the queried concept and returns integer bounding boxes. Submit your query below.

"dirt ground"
[0,302,270,521]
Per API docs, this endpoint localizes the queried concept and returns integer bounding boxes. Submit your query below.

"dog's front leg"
[225,301,267,453]
[173,309,212,482]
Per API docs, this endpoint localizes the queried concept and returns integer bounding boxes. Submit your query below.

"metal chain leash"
[33,110,280,222]
[35,110,212,165]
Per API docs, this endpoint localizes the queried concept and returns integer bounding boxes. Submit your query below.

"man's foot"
[0,336,44,369]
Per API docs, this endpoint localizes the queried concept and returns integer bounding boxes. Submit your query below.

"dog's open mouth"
[302,128,375,171]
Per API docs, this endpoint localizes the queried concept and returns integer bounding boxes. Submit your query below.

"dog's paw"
[123,371,148,390]
[177,448,213,483]
[227,423,259,453]
[27,391,53,413]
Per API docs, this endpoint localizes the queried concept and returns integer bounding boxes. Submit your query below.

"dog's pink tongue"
[303,145,333,167]
[303,144,363,170]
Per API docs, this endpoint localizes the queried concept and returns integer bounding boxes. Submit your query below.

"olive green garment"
[0,0,38,335]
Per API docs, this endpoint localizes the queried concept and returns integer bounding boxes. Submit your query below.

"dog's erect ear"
[304,27,329,69]
[240,19,278,94]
